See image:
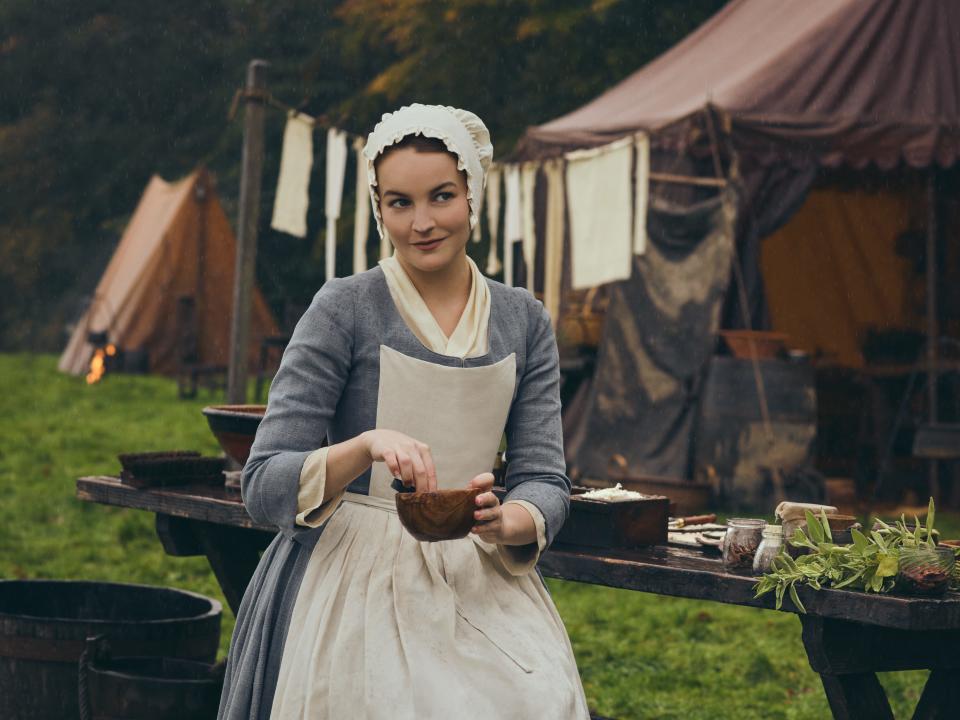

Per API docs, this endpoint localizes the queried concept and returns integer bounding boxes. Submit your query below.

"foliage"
[0,0,725,351]
[754,500,943,612]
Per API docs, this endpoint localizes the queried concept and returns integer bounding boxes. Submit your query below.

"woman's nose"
[411,206,436,234]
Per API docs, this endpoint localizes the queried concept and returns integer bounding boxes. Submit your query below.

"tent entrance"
[759,167,960,503]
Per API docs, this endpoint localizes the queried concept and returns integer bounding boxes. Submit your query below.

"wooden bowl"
[824,514,858,533]
[395,487,482,542]
[719,330,789,359]
[201,405,265,466]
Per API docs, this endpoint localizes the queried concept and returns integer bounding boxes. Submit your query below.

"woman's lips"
[412,237,445,251]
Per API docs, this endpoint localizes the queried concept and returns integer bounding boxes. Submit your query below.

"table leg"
[912,670,960,720]
[800,616,960,720]
[193,522,269,616]
[817,672,893,720]
[155,514,273,615]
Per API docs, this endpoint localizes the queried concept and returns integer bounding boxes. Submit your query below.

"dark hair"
[374,134,460,174]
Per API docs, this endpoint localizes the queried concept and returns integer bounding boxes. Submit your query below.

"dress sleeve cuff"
[295,447,344,528]
[497,500,547,576]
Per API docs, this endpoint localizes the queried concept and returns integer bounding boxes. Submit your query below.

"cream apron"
[270,345,590,719]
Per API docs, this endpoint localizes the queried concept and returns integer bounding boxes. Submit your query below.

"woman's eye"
[434,191,454,202]
[388,198,411,209]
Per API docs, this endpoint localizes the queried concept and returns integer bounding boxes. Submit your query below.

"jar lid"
[727,518,766,529]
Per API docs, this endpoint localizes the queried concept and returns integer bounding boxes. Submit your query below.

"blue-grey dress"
[217,267,589,719]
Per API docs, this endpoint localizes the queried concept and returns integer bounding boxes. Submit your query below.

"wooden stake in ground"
[227,60,269,405]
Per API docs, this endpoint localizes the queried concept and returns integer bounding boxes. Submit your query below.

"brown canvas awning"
[520,0,960,169]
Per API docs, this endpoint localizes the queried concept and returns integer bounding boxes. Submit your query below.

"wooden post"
[926,169,939,501]
[227,60,269,405]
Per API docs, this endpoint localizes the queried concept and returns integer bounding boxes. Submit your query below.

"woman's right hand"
[362,429,438,492]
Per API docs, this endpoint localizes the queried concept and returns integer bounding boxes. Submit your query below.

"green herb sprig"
[754,498,941,613]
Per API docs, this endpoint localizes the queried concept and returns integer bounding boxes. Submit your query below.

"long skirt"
[268,495,591,719]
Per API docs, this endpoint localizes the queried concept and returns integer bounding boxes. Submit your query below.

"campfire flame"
[86,344,116,385]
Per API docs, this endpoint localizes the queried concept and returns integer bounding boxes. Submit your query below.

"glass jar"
[753,524,784,574]
[896,546,956,596]
[722,518,766,571]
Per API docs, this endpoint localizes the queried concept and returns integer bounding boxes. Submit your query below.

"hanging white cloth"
[634,132,650,255]
[471,209,483,243]
[352,137,370,274]
[502,165,522,287]
[520,162,537,293]
[565,137,633,290]
[542,159,565,329]
[325,128,349,281]
[484,164,502,276]
[270,112,314,239]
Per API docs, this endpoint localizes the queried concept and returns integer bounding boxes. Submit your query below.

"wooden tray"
[558,488,669,548]
[493,486,669,549]
[117,452,225,489]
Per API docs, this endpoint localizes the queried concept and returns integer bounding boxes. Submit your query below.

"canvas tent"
[520,0,959,165]
[516,0,960,499]
[59,168,278,377]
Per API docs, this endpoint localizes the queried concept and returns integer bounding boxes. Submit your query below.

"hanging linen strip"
[352,137,370,274]
[543,159,565,329]
[520,162,538,292]
[502,164,522,287]
[634,132,650,255]
[325,127,349,281]
[484,164,502,276]
[270,112,314,238]
[565,136,633,290]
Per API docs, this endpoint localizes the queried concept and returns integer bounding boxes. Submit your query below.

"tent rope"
[705,106,774,444]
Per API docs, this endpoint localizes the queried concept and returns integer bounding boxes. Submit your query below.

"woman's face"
[376,146,471,278]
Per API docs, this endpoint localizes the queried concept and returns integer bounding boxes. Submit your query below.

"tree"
[0,0,725,351]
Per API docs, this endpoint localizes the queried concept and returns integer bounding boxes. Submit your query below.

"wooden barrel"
[0,580,221,720]
[82,648,225,719]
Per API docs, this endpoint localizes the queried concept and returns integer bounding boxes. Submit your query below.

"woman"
[218,104,590,719]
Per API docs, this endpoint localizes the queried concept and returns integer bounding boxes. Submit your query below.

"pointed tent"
[59,168,278,376]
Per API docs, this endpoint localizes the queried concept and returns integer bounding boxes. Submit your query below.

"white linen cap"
[362,103,493,239]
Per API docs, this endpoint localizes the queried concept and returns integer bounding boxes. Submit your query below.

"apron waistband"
[344,491,398,514]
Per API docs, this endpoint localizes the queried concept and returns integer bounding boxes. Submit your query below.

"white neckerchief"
[379,254,490,359]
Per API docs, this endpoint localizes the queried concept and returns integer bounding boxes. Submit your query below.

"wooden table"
[77,476,960,720]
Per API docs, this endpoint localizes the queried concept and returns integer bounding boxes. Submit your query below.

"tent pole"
[227,59,269,406]
[926,168,939,502]
[648,171,725,188]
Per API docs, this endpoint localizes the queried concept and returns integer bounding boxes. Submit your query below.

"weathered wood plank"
[77,476,960,631]
[77,476,272,531]
[539,544,960,631]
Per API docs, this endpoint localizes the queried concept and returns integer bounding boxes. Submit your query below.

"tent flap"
[564,186,736,480]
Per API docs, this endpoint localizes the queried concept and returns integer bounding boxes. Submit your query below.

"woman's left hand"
[468,473,536,545]
[468,473,502,543]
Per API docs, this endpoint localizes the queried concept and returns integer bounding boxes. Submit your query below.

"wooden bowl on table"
[718,330,789,359]
[395,487,482,542]
[201,405,266,466]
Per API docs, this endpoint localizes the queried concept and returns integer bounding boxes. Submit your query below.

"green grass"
[1,353,953,718]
